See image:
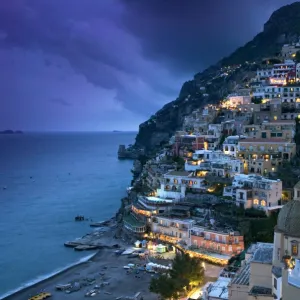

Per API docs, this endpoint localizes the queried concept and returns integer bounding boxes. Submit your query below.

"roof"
[166,171,192,177]
[231,263,250,285]
[207,278,230,299]
[252,245,273,264]
[276,200,300,238]
[249,286,272,296]
[239,138,292,143]
[272,266,282,278]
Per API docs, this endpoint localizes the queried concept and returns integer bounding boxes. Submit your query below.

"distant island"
[0,130,24,134]
[113,130,122,132]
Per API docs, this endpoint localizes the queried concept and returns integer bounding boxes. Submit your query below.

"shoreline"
[0,252,99,300]
[0,217,122,300]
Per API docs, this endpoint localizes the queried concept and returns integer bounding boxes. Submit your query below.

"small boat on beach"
[74,245,98,251]
[90,220,110,227]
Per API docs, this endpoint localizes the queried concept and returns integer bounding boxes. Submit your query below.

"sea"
[0,132,135,298]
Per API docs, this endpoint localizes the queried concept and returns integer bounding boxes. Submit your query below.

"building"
[228,243,274,300]
[238,138,296,174]
[223,174,283,213]
[173,134,205,155]
[281,43,300,59]
[242,120,295,142]
[223,136,245,157]
[190,226,244,257]
[206,277,231,300]
[185,150,244,178]
[151,215,195,245]
[224,95,251,108]
[272,193,300,300]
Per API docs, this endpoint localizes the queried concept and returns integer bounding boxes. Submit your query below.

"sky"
[0,0,296,131]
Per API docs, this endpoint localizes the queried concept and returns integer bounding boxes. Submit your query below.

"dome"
[276,200,300,237]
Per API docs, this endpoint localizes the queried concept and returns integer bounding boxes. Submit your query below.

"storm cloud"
[0,0,296,131]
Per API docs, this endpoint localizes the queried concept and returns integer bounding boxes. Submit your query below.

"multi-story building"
[253,98,282,124]
[228,243,274,300]
[223,174,283,213]
[223,136,245,157]
[173,134,205,155]
[223,94,251,109]
[185,150,244,177]
[281,43,300,58]
[151,215,195,245]
[242,120,295,142]
[190,226,244,256]
[238,138,296,174]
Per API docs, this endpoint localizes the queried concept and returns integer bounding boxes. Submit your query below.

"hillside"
[134,2,300,152]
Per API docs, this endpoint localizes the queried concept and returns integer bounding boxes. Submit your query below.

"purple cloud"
[0,0,296,130]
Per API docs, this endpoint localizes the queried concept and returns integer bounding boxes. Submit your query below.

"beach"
[2,223,159,300]
[1,219,222,300]
[3,249,158,300]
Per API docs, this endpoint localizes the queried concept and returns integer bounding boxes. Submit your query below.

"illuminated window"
[274,116,277,121]
[261,200,266,206]
[253,199,259,205]
[193,181,197,185]
[174,179,178,184]
[291,241,298,256]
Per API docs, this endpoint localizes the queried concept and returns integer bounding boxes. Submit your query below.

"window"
[292,241,299,256]
[261,200,266,206]
[277,132,282,137]
[297,190,300,198]
[254,199,259,205]
[274,277,277,289]
[174,179,178,184]
[271,133,276,137]
[261,132,267,138]
[228,246,232,252]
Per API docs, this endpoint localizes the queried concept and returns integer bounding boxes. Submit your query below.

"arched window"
[230,146,234,152]
[225,146,228,151]
[261,200,266,206]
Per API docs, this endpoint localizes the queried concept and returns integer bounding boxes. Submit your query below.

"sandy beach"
[3,247,159,300]
[2,220,222,300]
[2,223,160,300]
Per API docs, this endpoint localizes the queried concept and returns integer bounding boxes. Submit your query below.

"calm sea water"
[0,132,135,297]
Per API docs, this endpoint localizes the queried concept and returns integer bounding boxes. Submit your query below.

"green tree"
[149,275,179,299]
[149,253,205,299]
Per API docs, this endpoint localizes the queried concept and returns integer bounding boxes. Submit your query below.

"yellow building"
[238,138,296,174]
[272,183,300,300]
[243,120,295,142]
[228,243,274,300]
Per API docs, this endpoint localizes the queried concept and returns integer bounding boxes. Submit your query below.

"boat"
[75,215,84,221]
[74,245,98,251]
[56,283,71,291]
[90,220,110,227]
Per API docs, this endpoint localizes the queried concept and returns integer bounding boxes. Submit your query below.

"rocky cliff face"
[134,2,300,152]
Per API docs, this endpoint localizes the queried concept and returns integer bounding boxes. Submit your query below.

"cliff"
[134,2,300,152]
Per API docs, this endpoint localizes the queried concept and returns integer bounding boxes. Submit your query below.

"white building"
[224,95,251,108]
[185,150,244,176]
[223,174,282,213]
[157,171,208,199]
[223,136,246,157]
[151,215,195,245]
[205,277,231,300]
